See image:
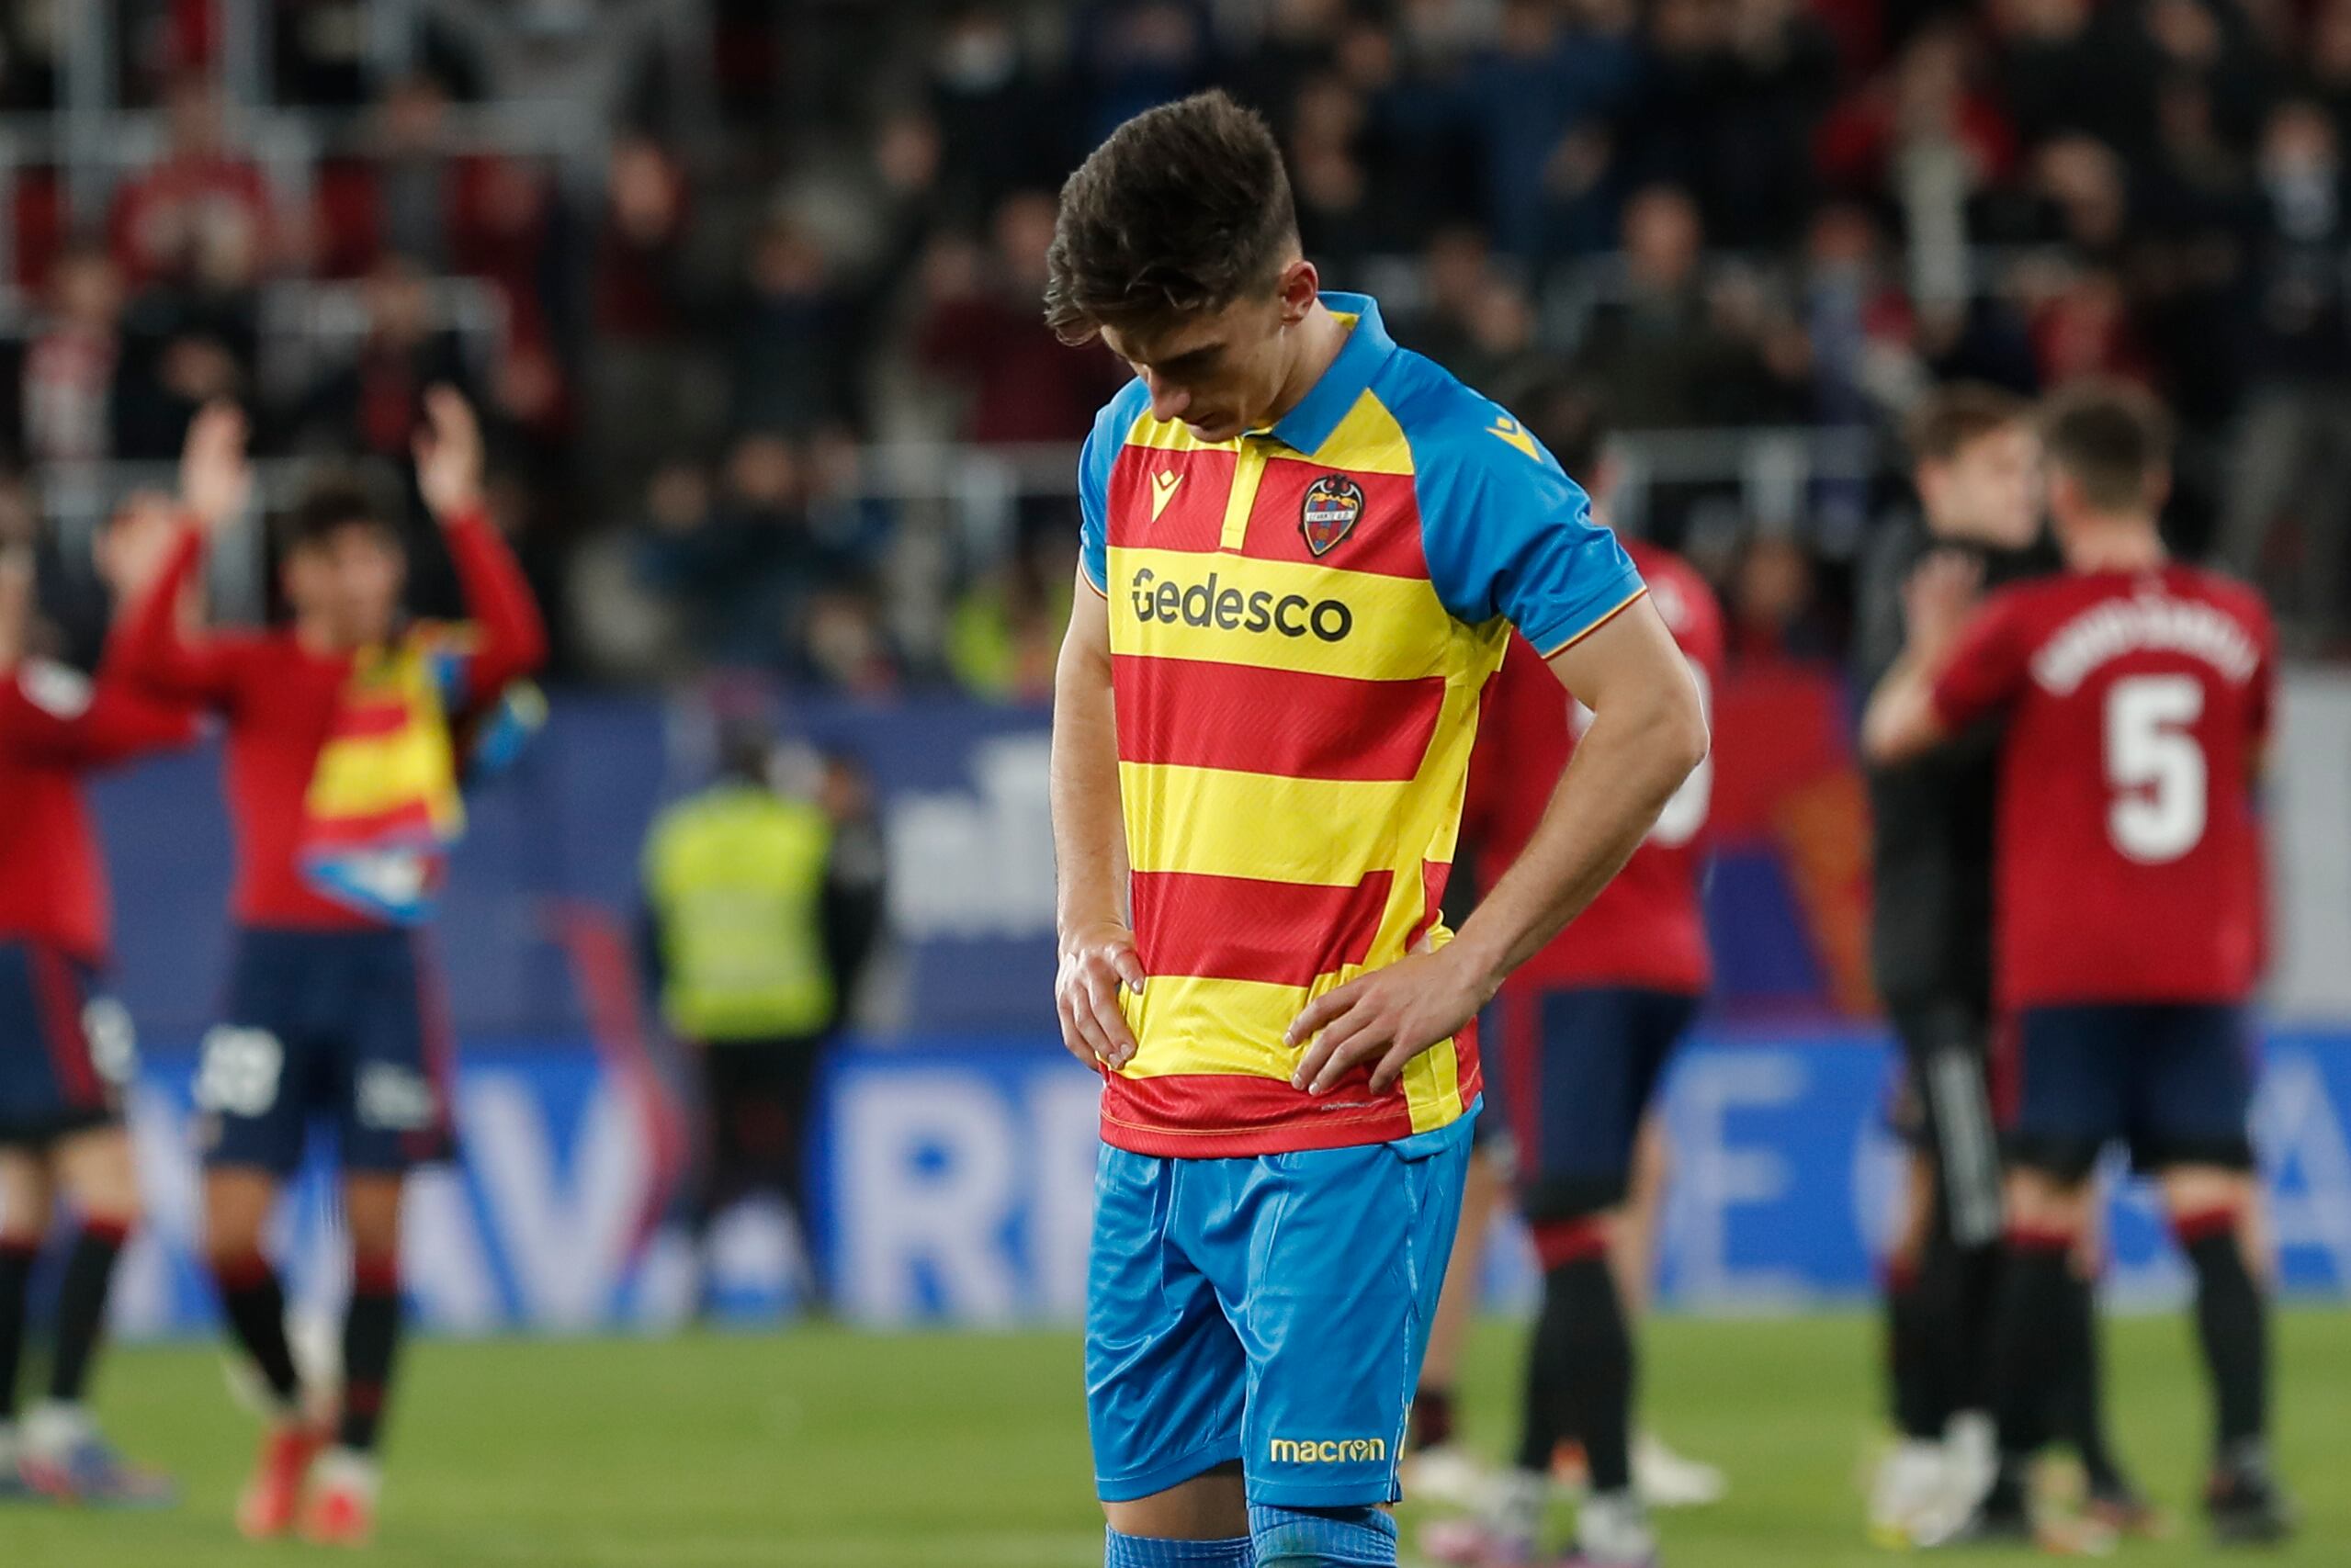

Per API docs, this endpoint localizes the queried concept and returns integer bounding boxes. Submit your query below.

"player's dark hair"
[1904,382,2029,467]
[2039,380,2172,513]
[1044,90,1299,345]
[277,476,398,556]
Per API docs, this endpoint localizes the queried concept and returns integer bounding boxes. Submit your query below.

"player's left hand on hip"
[1284,947,1486,1097]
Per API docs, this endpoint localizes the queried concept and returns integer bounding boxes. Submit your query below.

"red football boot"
[235,1419,326,1540]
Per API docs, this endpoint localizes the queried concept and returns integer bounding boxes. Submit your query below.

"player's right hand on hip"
[1056,922,1145,1071]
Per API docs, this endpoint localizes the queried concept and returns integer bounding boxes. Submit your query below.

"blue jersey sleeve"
[1078,384,1144,594]
[1415,412,1645,654]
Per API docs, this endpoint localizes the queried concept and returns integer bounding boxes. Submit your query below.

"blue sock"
[1247,1503,1397,1567]
[1103,1526,1255,1566]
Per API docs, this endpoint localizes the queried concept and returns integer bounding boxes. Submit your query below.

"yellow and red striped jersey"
[1078,293,1645,1156]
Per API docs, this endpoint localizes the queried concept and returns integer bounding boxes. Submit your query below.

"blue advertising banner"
[93,1029,2351,1339]
[821,1031,2351,1324]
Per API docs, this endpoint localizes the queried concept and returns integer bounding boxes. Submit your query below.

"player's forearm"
[1049,627,1129,942]
[1450,682,1706,991]
[113,525,226,703]
[0,542,30,672]
[1860,652,1945,765]
[444,506,549,694]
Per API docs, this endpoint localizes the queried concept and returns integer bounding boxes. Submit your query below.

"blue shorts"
[195,928,456,1176]
[1513,987,1700,1221]
[1086,1111,1475,1507]
[0,942,132,1147]
[2011,1003,2255,1182]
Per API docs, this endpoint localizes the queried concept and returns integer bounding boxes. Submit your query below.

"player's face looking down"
[283,523,406,649]
[1096,260,1319,444]
[1918,424,2042,550]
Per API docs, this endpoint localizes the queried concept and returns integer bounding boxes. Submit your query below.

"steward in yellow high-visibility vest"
[643,782,835,1044]
[640,728,882,1313]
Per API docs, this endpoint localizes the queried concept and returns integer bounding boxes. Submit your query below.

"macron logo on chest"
[1149,469,1184,522]
[1110,432,1425,584]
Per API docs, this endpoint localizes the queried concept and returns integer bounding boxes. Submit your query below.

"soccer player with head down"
[1046,92,1707,1568]
[116,391,546,1545]
[0,493,196,1504]
[1865,383,2293,1548]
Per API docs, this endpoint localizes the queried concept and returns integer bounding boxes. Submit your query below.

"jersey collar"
[1263,291,1396,458]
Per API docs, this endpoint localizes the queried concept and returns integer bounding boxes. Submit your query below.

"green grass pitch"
[4,1309,2344,1566]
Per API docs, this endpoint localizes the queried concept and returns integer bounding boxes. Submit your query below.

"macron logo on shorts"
[1268,1437,1387,1464]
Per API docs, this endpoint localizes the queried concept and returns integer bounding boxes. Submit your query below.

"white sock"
[314,1446,381,1498]
[1578,1487,1656,1563]
[24,1400,92,1456]
[1492,1465,1549,1543]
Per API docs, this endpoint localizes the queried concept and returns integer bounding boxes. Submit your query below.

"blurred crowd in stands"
[3,0,2349,690]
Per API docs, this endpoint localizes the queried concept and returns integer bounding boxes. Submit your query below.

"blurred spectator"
[915,192,1123,446]
[632,433,871,676]
[107,76,276,288]
[2220,100,2351,643]
[0,6,62,111]
[2029,268,2155,388]
[946,537,1075,703]
[1453,273,1549,403]
[627,458,722,668]
[2310,0,2351,143]
[374,73,464,271]
[1288,73,1395,282]
[801,427,897,581]
[1726,530,1841,664]
[1573,186,1804,427]
[451,152,575,389]
[10,247,129,468]
[1229,0,1349,127]
[1392,227,1498,372]
[1816,23,2018,202]
[1990,0,2131,152]
[1632,0,1839,249]
[1075,0,1217,144]
[800,589,902,696]
[595,135,695,350]
[728,221,853,440]
[1800,203,1916,426]
[273,0,373,107]
[928,6,1069,223]
[115,217,264,460]
[1467,0,1642,259]
[289,255,474,462]
[588,136,713,506]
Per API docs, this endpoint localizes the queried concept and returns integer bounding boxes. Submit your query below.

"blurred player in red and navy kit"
[1867,383,2292,1547]
[0,493,195,1505]
[1855,385,2145,1543]
[1424,389,1725,1568]
[118,392,546,1544]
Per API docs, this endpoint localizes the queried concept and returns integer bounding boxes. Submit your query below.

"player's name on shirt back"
[1932,565,2274,1010]
[2028,585,2264,696]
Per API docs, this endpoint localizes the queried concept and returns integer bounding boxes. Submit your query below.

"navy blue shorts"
[1511,986,1700,1221]
[1087,1117,1474,1507]
[195,928,456,1176]
[2010,1002,2255,1183]
[0,942,132,1147]
[1467,1001,1511,1160]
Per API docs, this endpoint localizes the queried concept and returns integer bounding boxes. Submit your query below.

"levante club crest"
[1299,474,1365,557]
